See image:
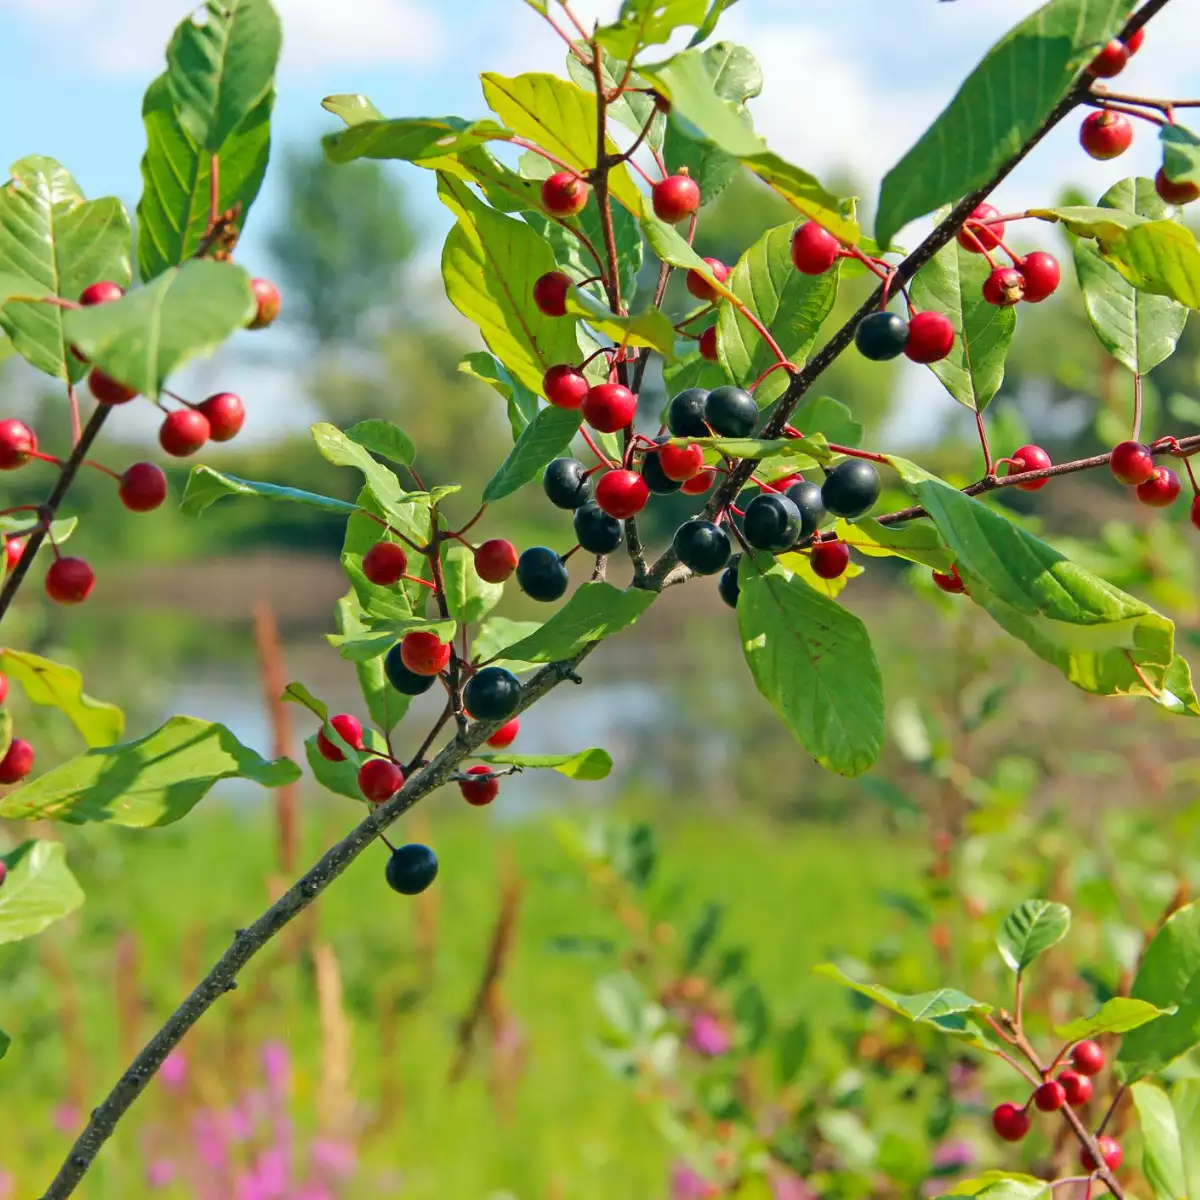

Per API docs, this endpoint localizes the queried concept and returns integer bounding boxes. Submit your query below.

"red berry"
[0,860,5,887]
[1058,1069,1093,1107]
[362,541,408,585]
[1009,444,1052,491]
[533,270,572,317]
[658,442,705,482]
[198,392,245,442]
[932,564,965,594]
[0,737,34,784]
[1124,27,1145,55]
[1110,440,1156,486]
[543,364,589,410]
[400,630,452,677]
[79,281,124,306]
[541,172,588,218]
[1137,466,1181,508]
[45,556,95,605]
[357,757,404,803]
[904,310,955,363]
[1020,252,1061,303]
[791,221,841,274]
[1034,1080,1067,1112]
[957,203,1005,253]
[582,382,638,434]
[474,538,518,584]
[1080,111,1133,160]
[811,540,850,580]
[595,469,650,519]
[88,368,138,405]
[248,277,281,330]
[159,409,211,457]
[0,673,7,705]
[317,713,365,762]
[1192,494,1200,531]
[1089,39,1129,77]
[652,173,701,224]
[682,468,716,496]
[1155,168,1200,206]
[459,763,500,806]
[486,717,520,749]
[991,1102,1031,1142]
[686,258,729,301]
[5,537,24,572]
[0,419,37,469]
[983,266,1026,307]
[1080,1135,1123,1174]
[1071,1040,1106,1077]
[118,462,168,512]
[698,326,719,361]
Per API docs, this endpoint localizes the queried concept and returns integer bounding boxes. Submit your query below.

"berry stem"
[405,700,454,776]
[1089,88,1200,111]
[67,383,81,445]
[579,426,618,467]
[452,503,487,540]
[402,573,437,591]
[209,154,220,230]
[749,360,799,393]
[826,442,890,465]
[589,43,626,318]
[1082,96,1168,125]
[1096,1083,1127,1138]
[1132,371,1143,442]
[506,136,578,176]
[976,410,995,477]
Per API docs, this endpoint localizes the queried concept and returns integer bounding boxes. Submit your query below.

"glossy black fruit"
[667,387,711,438]
[673,519,731,575]
[704,386,758,438]
[464,666,522,721]
[641,437,683,495]
[386,843,439,895]
[743,493,802,553]
[718,555,741,609]
[574,501,623,554]
[543,457,592,509]
[854,311,909,361]
[516,546,570,601]
[821,459,881,518]
[785,480,826,540]
[385,644,438,696]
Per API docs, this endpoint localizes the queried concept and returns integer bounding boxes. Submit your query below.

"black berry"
[641,437,684,495]
[704,386,757,438]
[385,645,438,696]
[743,493,802,553]
[785,480,826,540]
[517,546,570,602]
[667,387,711,438]
[854,311,909,361]
[386,843,439,895]
[543,457,592,510]
[821,459,881,519]
[718,555,741,609]
[673,519,731,576]
[464,666,522,721]
[574,501,623,554]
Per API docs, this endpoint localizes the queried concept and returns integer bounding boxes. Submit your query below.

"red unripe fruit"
[45,556,95,605]
[686,258,729,301]
[486,717,520,750]
[1058,1069,1093,1107]
[991,1102,1031,1142]
[79,281,125,306]
[357,757,404,803]
[595,469,650,519]
[159,409,211,457]
[198,392,245,441]
[400,630,452,676]
[248,277,281,330]
[652,173,701,224]
[0,860,5,887]
[459,763,500,806]
[983,266,1026,307]
[362,541,408,585]
[4,537,24,572]
[0,737,34,784]
[698,325,719,361]
[1071,1040,1106,1077]
[533,270,572,317]
[1089,39,1130,78]
[317,713,365,762]
[0,419,37,469]
[791,221,841,274]
[474,538,518,584]
[118,462,168,512]
[682,467,716,495]
[932,564,965,594]
[770,473,803,492]
[1080,110,1133,160]
[658,442,705,482]
[1137,466,1181,508]
[88,368,138,405]
[1155,168,1200,206]
[1034,1080,1067,1112]
[1080,1135,1123,1173]
[1192,494,1200,531]
[1124,26,1145,55]
[1010,444,1052,491]
[1020,252,1062,303]
[0,673,7,705]
[904,310,955,363]
[957,204,1006,253]
[583,382,638,433]
[1110,440,1156,486]
[811,540,850,580]
[541,172,589,217]
[543,364,589,410]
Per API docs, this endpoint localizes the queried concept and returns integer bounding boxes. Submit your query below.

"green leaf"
[334,594,410,736]
[1118,900,1200,1080]
[564,290,678,358]
[0,156,131,382]
[473,618,545,675]
[690,0,742,45]
[302,725,388,801]
[525,197,644,302]
[813,963,992,1037]
[137,73,272,281]
[0,716,299,828]
[443,544,503,625]
[309,422,410,519]
[683,902,722,971]
[459,350,541,441]
[776,1016,810,1084]
[0,649,124,748]
[939,1174,1052,1200]
[166,0,282,152]
[340,487,430,616]
[596,0,708,60]
[668,434,829,463]
[1072,177,1188,374]
[736,552,883,777]
[1131,1080,1200,1200]
[328,616,455,663]
[566,50,664,154]
[0,1028,9,1060]
[1054,997,1173,1041]
[483,406,583,504]
[997,899,1071,973]
[320,93,385,125]
[791,394,863,447]
[342,418,416,467]
[476,749,613,780]
[1031,203,1146,241]
[875,0,1139,246]
[65,260,254,397]
[181,464,360,517]
[910,235,1016,412]
[0,841,84,945]
[322,114,509,164]
[836,518,954,572]
[1104,218,1200,311]
[494,583,656,664]
[717,221,841,405]
[642,211,740,299]
[280,680,328,720]
[1161,124,1200,188]
[735,981,771,1051]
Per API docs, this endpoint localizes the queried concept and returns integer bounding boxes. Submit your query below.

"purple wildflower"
[686,1012,731,1058]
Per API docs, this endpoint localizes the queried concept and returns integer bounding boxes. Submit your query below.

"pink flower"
[933,1140,975,1170]
[159,1049,188,1091]
[53,1105,78,1136]
[671,1162,718,1199]
[146,1159,176,1189]
[686,1012,731,1058]
[310,1137,356,1180]
[193,1110,230,1169]
[768,1165,818,1200]
[261,1042,291,1098]
[0,1169,14,1200]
